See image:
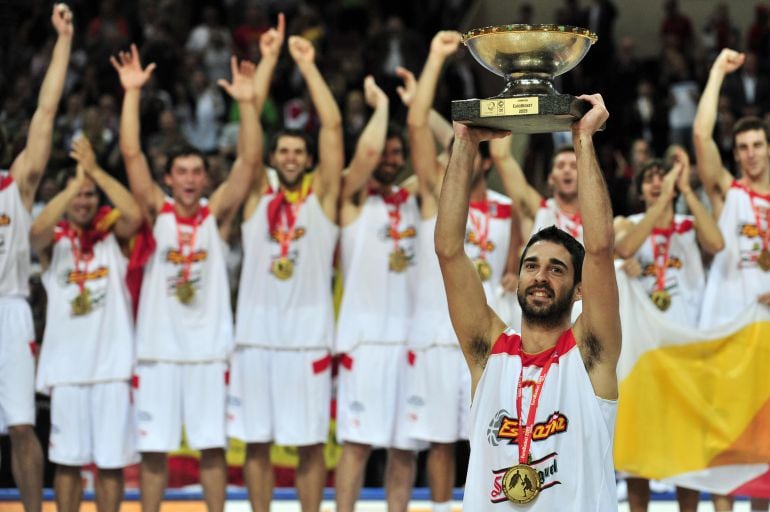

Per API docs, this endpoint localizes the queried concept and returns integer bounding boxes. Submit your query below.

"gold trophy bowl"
[452,24,598,133]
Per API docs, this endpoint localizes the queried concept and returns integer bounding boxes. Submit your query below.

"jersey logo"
[494,412,568,445]
[270,226,306,243]
[66,266,109,284]
[0,214,10,226]
[642,257,682,276]
[165,249,208,265]
[383,225,417,241]
[465,231,496,252]
[739,223,767,239]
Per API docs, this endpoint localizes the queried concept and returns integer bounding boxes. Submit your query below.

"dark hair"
[519,225,585,284]
[269,128,314,156]
[634,158,667,197]
[386,123,406,151]
[733,116,770,147]
[549,145,575,172]
[164,145,209,175]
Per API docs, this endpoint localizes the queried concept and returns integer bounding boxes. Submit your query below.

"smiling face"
[517,240,579,327]
[271,135,311,190]
[639,163,668,209]
[373,135,405,186]
[66,177,99,228]
[548,150,578,200]
[164,154,209,209]
[734,128,770,182]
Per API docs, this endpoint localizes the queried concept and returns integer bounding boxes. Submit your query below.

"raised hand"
[110,44,156,90]
[363,75,387,109]
[670,148,692,194]
[572,93,609,138]
[453,121,510,145]
[712,48,745,76]
[430,30,463,59]
[51,3,74,38]
[260,13,285,60]
[288,36,315,66]
[395,66,417,107]
[69,136,98,173]
[662,162,682,200]
[217,57,257,102]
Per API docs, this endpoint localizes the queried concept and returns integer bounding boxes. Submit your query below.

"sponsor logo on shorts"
[136,411,152,422]
[227,396,241,407]
[493,412,568,445]
[349,401,365,413]
[489,452,561,503]
[407,395,424,407]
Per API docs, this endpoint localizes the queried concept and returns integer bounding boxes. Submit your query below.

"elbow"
[434,233,463,262]
[120,143,142,159]
[407,110,427,130]
[692,123,711,141]
[706,237,725,255]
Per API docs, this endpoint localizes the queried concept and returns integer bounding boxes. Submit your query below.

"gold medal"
[176,280,195,305]
[650,289,671,311]
[71,288,93,316]
[759,249,770,272]
[502,464,541,504]
[271,256,294,280]
[474,258,492,281]
[389,248,409,273]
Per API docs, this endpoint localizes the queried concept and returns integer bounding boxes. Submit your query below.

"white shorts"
[134,361,227,452]
[336,344,427,451]
[0,297,36,433]
[227,346,331,446]
[49,381,137,468]
[405,345,470,443]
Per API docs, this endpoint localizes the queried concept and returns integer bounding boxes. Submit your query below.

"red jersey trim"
[490,329,577,367]
[732,180,770,203]
[651,218,694,236]
[159,200,211,225]
[469,200,512,219]
[0,173,13,191]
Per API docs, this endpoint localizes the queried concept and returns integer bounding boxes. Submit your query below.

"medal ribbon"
[277,200,302,258]
[747,192,770,257]
[649,225,674,293]
[174,208,204,286]
[515,340,559,465]
[378,187,409,252]
[556,209,582,239]
[68,230,92,294]
[267,175,312,259]
[469,201,491,261]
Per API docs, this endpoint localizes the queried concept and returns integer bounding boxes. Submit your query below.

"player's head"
[635,159,670,209]
[164,145,210,210]
[732,116,770,181]
[374,125,406,186]
[269,129,314,189]
[548,146,577,200]
[517,226,584,327]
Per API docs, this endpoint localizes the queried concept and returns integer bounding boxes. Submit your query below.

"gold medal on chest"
[758,249,770,271]
[650,289,671,311]
[272,256,294,280]
[502,464,541,504]
[71,288,93,316]
[389,248,408,273]
[176,280,196,305]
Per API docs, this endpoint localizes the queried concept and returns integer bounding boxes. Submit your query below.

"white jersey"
[409,191,513,348]
[0,172,31,297]
[465,328,617,511]
[627,213,705,327]
[700,181,770,328]
[235,191,338,349]
[136,199,232,362]
[336,188,419,352]
[531,198,583,243]
[37,220,133,391]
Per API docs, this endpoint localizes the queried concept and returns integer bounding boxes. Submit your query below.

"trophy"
[452,25,598,133]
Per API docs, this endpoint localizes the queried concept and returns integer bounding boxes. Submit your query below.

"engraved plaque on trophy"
[451,25,598,133]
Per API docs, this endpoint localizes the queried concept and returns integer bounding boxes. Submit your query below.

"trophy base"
[451,94,591,134]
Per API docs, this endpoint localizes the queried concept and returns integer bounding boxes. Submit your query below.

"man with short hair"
[227,30,343,512]
[437,95,620,510]
[0,5,73,511]
[113,45,260,512]
[693,47,770,512]
[30,136,142,512]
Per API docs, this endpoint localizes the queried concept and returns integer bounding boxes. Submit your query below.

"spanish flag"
[614,267,770,497]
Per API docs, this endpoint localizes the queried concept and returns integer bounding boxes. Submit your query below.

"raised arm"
[11,4,73,210]
[571,94,621,401]
[112,44,164,220]
[490,135,542,219]
[436,123,509,388]
[693,49,745,204]
[674,150,724,254]
[340,76,389,201]
[70,136,142,241]
[614,166,680,259]
[29,165,84,264]
[395,66,453,153]
[407,31,462,197]
[288,36,343,216]
[253,13,285,113]
[209,57,260,222]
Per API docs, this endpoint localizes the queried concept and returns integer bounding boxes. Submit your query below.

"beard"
[277,169,304,189]
[517,283,575,329]
[373,165,401,185]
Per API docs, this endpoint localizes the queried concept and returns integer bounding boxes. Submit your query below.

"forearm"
[88,167,142,223]
[237,99,260,167]
[436,138,475,258]
[298,62,341,129]
[614,200,668,258]
[685,189,724,253]
[492,138,539,218]
[407,54,444,128]
[253,55,278,113]
[119,89,143,157]
[575,135,614,254]
[30,183,78,252]
[343,100,389,198]
[428,109,453,151]
[693,68,724,139]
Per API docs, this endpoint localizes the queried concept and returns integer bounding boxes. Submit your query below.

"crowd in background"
[1,0,770,490]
